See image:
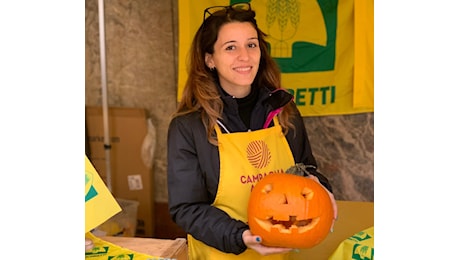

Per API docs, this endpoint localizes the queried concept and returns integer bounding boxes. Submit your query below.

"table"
[102,236,188,260]
[296,200,374,259]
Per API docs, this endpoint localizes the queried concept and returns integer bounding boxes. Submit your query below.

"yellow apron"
[188,118,296,260]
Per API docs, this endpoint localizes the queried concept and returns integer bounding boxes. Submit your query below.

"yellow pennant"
[85,155,121,233]
[85,232,164,259]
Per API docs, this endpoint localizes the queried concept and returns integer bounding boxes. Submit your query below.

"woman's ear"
[205,53,214,69]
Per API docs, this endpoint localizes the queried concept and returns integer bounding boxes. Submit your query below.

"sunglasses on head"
[203,2,252,22]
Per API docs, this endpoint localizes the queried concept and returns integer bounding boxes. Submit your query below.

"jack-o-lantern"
[247,170,333,248]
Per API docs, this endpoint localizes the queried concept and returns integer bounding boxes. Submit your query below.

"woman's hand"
[307,175,338,231]
[242,230,292,256]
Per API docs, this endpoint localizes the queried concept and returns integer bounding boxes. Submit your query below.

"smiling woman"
[167,2,337,259]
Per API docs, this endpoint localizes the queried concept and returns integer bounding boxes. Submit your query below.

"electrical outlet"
[127,175,143,191]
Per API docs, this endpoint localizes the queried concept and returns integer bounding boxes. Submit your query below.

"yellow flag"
[177,0,374,116]
[329,226,374,259]
[354,0,374,109]
[85,155,121,233]
[85,232,163,259]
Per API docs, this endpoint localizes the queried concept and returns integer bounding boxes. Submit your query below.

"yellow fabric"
[177,0,374,116]
[353,0,374,109]
[188,118,295,259]
[328,226,374,260]
[85,155,121,233]
[85,232,164,259]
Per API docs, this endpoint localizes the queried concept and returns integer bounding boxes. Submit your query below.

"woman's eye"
[248,43,257,48]
[225,45,236,51]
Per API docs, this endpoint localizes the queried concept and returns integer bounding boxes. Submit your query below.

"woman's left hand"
[307,175,338,231]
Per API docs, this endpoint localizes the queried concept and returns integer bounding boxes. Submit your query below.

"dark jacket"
[167,86,332,255]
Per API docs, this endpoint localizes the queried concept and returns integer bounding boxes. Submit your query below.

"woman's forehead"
[217,22,257,42]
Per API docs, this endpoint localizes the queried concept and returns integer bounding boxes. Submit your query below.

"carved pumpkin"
[247,172,333,248]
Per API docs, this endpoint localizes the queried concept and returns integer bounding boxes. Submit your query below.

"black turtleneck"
[235,87,259,129]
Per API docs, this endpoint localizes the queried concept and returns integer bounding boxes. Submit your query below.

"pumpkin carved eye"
[262,184,272,194]
[247,172,333,249]
[301,187,314,200]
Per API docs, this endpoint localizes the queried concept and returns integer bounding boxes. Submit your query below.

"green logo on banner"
[352,244,374,260]
[85,246,109,256]
[85,171,98,202]
[232,0,337,73]
[108,254,134,260]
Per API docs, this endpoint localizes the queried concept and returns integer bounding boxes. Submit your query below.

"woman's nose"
[238,48,250,60]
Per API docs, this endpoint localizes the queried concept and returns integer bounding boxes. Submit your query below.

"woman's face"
[205,22,261,98]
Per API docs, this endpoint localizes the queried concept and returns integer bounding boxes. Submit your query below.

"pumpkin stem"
[285,163,311,176]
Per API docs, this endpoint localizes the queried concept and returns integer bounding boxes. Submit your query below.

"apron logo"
[246,140,271,169]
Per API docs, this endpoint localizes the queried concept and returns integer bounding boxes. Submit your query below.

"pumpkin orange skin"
[247,173,333,248]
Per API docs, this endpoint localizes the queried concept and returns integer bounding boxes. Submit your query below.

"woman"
[167,3,337,259]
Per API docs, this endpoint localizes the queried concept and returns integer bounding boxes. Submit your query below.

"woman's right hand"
[242,229,293,256]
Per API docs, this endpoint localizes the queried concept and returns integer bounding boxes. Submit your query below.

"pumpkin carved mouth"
[255,216,319,233]
[252,183,321,233]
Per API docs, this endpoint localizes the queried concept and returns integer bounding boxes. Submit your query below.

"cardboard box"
[95,198,140,237]
[85,106,155,237]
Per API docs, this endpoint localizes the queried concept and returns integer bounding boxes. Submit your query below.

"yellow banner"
[354,0,374,108]
[177,0,374,117]
[329,226,374,259]
[85,232,165,259]
[85,155,121,233]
